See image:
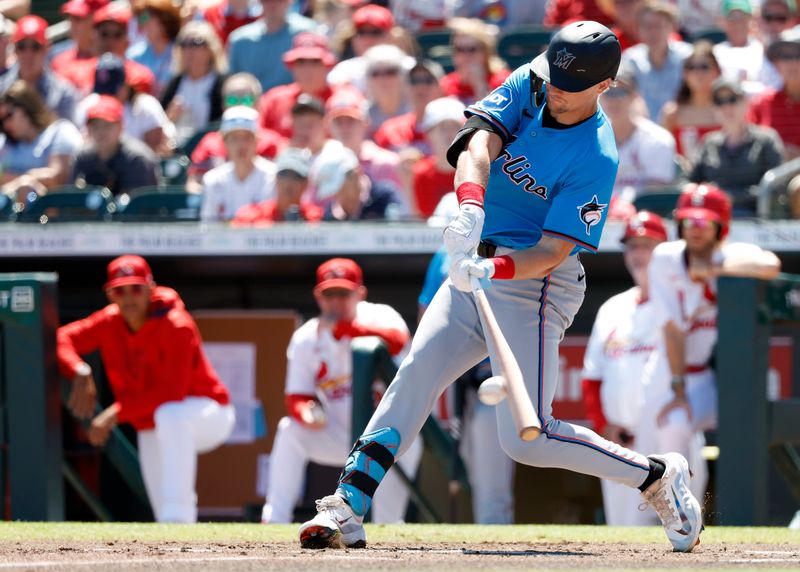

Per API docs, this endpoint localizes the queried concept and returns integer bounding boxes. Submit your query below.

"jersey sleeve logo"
[577,195,607,235]
[553,49,576,70]
[481,85,512,112]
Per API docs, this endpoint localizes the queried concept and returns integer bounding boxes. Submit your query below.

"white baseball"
[477,375,507,405]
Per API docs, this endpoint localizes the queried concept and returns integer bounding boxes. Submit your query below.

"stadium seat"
[15,186,115,223]
[415,29,454,73]
[178,121,220,157]
[161,154,191,186]
[632,186,683,217]
[498,26,555,71]
[0,193,15,222]
[688,26,727,45]
[114,186,202,222]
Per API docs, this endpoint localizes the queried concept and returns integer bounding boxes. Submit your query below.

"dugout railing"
[716,275,800,524]
[350,337,471,523]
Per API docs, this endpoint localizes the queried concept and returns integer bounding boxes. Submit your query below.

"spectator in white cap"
[411,97,465,218]
[200,105,276,222]
[313,145,402,221]
[363,44,413,135]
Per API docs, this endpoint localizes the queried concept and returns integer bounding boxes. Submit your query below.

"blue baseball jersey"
[466,65,619,253]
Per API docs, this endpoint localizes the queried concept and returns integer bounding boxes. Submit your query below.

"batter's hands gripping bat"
[470,277,541,441]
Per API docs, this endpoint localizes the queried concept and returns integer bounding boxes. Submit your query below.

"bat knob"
[520,427,542,442]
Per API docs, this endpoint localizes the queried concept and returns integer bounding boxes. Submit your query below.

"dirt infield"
[0,539,798,571]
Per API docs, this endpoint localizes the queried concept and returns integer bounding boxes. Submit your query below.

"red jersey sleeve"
[332,320,409,356]
[57,309,110,379]
[581,378,607,435]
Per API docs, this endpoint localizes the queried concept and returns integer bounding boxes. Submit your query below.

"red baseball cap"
[62,0,109,18]
[326,88,367,120]
[621,210,668,243]
[13,15,48,46]
[283,32,337,67]
[315,258,363,293]
[87,95,124,123]
[125,61,155,95]
[352,5,394,31]
[105,255,154,290]
[94,3,132,26]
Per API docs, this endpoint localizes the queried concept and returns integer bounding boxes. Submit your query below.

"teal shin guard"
[336,427,400,516]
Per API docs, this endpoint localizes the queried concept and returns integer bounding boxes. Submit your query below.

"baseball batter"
[299,21,704,553]
[262,258,422,524]
[582,211,705,526]
[646,184,780,468]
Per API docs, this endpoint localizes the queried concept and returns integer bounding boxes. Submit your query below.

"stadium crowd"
[0,0,799,221]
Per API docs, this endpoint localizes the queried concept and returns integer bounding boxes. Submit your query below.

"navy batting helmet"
[531,21,621,93]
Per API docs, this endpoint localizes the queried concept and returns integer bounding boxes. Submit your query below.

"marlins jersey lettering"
[284,301,409,430]
[466,66,619,252]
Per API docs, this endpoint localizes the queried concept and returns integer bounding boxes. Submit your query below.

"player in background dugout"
[57,255,234,523]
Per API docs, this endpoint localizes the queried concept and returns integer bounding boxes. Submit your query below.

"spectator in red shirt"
[57,4,156,97]
[188,72,285,193]
[440,18,510,106]
[202,0,262,44]
[57,255,234,523]
[233,147,323,223]
[258,32,339,138]
[748,28,800,158]
[543,0,614,27]
[51,0,109,80]
[412,97,466,218]
[325,88,406,209]
[373,59,443,154]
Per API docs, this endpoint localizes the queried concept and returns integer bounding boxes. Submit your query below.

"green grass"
[0,523,795,545]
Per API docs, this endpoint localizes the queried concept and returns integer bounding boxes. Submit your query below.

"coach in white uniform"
[582,211,669,526]
[262,258,422,524]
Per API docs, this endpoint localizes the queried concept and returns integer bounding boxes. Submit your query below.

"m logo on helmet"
[553,48,576,70]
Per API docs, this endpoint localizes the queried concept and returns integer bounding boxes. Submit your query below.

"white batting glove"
[448,254,474,292]
[468,257,495,290]
[449,255,495,292]
[443,204,484,259]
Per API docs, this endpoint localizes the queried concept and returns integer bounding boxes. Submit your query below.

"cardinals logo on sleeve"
[578,195,607,235]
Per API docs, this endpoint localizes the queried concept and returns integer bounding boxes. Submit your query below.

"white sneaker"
[298,494,366,549]
[789,510,800,530]
[641,453,704,553]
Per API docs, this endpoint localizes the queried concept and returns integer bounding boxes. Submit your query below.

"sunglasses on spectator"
[99,29,126,40]
[762,12,789,22]
[772,51,800,60]
[180,37,208,48]
[107,284,146,297]
[225,94,256,107]
[320,289,354,299]
[15,41,43,52]
[713,93,740,106]
[369,67,400,78]
[685,62,712,71]
[603,86,632,98]
[356,27,385,37]
[409,75,436,86]
[681,218,716,230]
[453,44,481,54]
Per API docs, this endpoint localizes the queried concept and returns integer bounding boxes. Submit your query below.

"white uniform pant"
[461,393,515,524]
[263,416,423,523]
[137,397,235,523]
